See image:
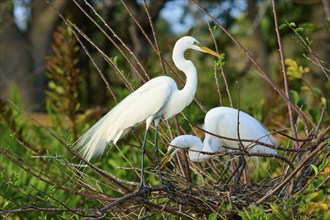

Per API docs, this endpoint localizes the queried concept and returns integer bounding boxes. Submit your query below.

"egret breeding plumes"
[74,36,221,190]
[161,107,278,182]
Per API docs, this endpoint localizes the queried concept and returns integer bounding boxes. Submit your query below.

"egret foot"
[161,182,176,193]
[137,185,152,198]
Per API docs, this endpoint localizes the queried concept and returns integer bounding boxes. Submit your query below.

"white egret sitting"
[161,106,278,183]
[74,36,221,191]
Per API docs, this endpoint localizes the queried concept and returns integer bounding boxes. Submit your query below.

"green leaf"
[310,164,318,174]
[306,37,312,46]
[279,23,287,29]
[309,108,320,123]
[208,213,217,220]
[289,22,296,27]
[290,90,299,105]
[295,27,304,32]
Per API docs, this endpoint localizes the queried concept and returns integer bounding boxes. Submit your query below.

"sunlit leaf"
[310,164,318,175]
[295,27,304,32]
[279,23,287,29]
[289,22,296,27]
[208,213,217,220]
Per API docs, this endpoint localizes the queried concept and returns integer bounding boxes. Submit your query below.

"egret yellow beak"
[200,45,222,58]
[160,148,176,168]
[193,41,221,58]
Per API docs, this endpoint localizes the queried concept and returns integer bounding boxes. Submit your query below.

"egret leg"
[153,125,164,184]
[215,161,230,185]
[234,156,246,184]
[140,129,149,188]
[154,124,175,192]
[225,159,241,184]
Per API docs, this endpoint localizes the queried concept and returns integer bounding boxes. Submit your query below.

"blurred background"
[1,0,328,116]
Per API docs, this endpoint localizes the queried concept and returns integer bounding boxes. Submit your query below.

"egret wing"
[75,76,174,161]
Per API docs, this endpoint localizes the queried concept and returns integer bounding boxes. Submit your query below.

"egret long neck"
[172,47,198,106]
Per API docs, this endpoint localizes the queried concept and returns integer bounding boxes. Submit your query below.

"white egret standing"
[161,107,278,183]
[75,36,221,190]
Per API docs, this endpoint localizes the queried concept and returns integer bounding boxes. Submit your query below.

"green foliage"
[45,23,82,139]
[239,205,267,220]
[214,53,226,69]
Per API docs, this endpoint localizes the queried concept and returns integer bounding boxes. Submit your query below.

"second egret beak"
[160,148,176,168]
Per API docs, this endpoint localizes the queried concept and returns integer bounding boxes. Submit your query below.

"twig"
[206,19,222,106]
[79,0,150,82]
[271,0,299,151]
[143,0,167,75]
[0,207,97,215]
[315,108,325,135]
[95,186,194,220]
[287,22,330,80]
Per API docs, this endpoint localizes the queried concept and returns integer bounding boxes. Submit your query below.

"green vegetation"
[1,0,329,219]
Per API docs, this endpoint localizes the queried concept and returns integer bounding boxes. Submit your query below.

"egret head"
[175,36,221,58]
[161,135,203,168]
[160,145,180,168]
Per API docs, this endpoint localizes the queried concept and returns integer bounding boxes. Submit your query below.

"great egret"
[75,36,221,190]
[161,106,278,183]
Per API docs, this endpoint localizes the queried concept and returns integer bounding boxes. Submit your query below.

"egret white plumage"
[161,107,278,183]
[74,36,221,190]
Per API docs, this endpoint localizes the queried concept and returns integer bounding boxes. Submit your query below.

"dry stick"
[314,176,330,192]
[206,19,222,106]
[173,116,193,183]
[190,0,309,132]
[31,185,92,218]
[292,150,330,197]
[0,207,97,215]
[120,0,157,55]
[96,187,194,220]
[275,130,316,142]
[173,116,191,182]
[257,142,327,205]
[143,0,167,75]
[287,24,330,80]
[315,108,326,135]
[67,22,134,92]
[206,18,234,107]
[79,0,150,82]
[235,82,245,150]
[226,151,294,170]
[221,67,233,108]
[272,0,299,151]
[302,54,330,77]
[256,126,330,204]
